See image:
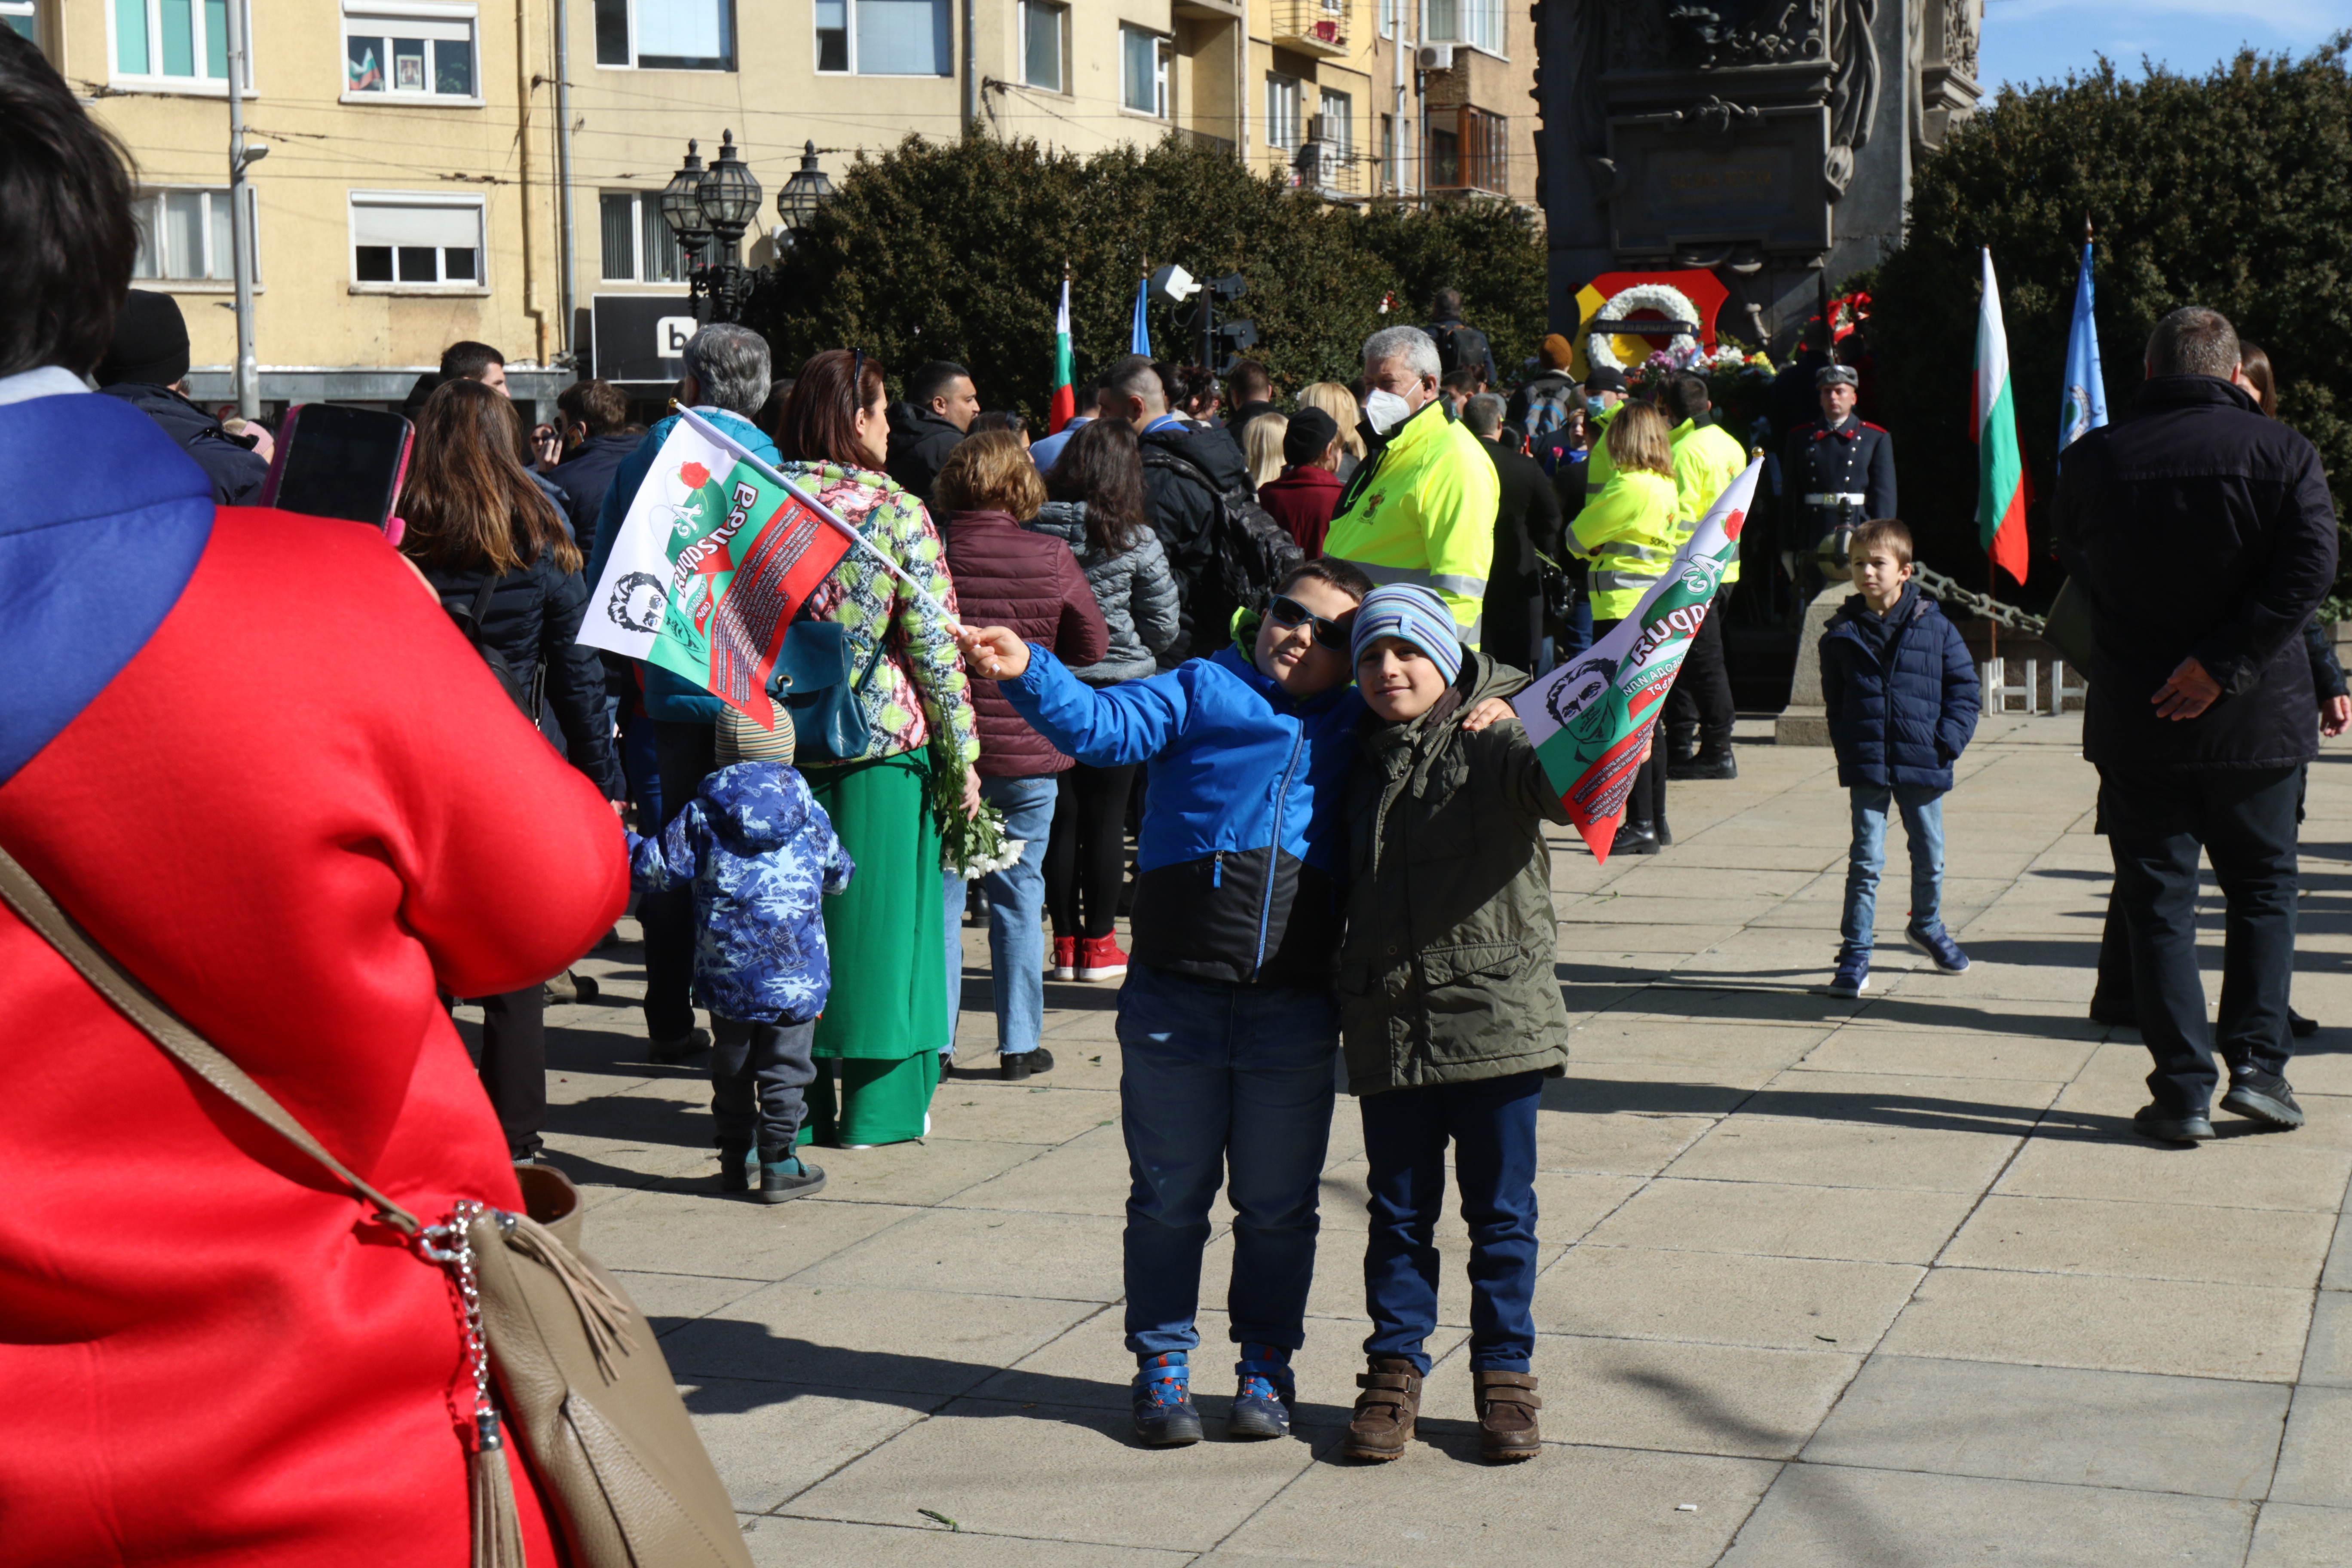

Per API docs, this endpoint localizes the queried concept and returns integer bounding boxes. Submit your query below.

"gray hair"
[1462,392,1505,438]
[2146,306,2240,380]
[682,323,772,419]
[1363,325,1441,383]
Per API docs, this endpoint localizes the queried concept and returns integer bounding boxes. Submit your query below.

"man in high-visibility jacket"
[1324,325,1498,645]
[1662,372,1751,780]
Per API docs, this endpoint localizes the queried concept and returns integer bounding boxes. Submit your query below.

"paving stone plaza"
[526,713,2352,1567]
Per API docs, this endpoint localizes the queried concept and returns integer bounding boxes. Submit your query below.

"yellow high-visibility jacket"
[1323,401,1499,643]
[1582,400,1623,502]
[1669,418,1750,585]
[1569,469,1680,621]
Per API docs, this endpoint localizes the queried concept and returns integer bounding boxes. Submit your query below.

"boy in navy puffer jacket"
[1819,518,1982,997]
[628,710,854,1201]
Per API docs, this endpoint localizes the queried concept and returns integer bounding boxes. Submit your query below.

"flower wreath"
[1586,282,1702,373]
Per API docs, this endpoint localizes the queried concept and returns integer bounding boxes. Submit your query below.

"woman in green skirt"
[772,349,980,1146]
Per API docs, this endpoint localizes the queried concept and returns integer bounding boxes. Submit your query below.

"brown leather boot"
[1473,1369,1542,1463]
[1342,1358,1421,1462]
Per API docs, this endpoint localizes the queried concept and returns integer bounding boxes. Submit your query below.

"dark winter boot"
[1671,727,1738,781]
[1472,1369,1543,1463]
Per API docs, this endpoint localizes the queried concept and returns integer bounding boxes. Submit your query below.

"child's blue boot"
[1132,1352,1202,1447]
[1228,1343,1296,1440]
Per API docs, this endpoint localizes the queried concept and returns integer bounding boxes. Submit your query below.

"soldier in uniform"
[1782,363,1896,604]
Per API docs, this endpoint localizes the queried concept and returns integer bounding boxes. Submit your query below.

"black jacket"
[1480,439,1563,672]
[1782,416,1896,544]
[421,544,625,800]
[1425,317,1499,386]
[1225,399,1281,453]
[2055,375,2338,772]
[883,402,966,505]
[98,383,270,505]
[1139,418,1253,663]
[547,432,639,544]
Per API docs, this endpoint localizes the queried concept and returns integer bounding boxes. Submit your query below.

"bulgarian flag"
[1047,273,1076,434]
[1972,248,2030,585]
[1515,459,1756,863]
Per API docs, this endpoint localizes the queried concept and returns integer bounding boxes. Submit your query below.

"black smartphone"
[259,404,415,532]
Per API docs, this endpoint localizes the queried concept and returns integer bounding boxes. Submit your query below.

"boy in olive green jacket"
[1335,585,1572,1468]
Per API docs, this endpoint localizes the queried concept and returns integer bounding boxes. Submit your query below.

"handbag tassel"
[469,1411,528,1568]
[506,1213,638,1378]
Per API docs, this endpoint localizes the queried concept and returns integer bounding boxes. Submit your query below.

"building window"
[1121,24,1168,118]
[132,187,256,282]
[598,191,685,283]
[592,0,735,71]
[1020,0,1063,93]
[343,3,476,98]
[1379,0,1400,40]
[1381,113,1396,190]
[1427,105,1506,193]
[3,0,38,45]
[350,193,484,288]
[1265,74,1300,151]
[1424,0,1504,56]
[813,0,949,76]
[1316,87,1353,158]
[112,0,254,86]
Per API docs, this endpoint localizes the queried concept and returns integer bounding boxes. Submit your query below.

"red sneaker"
[1049,936,1079,981]
[1078,933,1129,982]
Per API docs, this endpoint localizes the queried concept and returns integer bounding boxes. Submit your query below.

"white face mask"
[1363,389,1414,436]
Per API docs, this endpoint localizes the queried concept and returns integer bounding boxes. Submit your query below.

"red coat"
[944,508,1107,776]
[0,400,627,1565]
[1259,465,1345,557]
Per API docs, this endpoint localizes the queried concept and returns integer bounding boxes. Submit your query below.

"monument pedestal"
[1775,582,1851,746]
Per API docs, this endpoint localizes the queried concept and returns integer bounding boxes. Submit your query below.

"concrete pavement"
[521,713,2352,1566]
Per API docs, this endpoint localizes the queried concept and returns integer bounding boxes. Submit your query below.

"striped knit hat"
[716,703,796,768]
[1350,584,1464,686]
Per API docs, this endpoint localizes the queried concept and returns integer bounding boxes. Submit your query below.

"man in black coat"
[95,291,270,505]
[1462,392,1562,674]
[2056,306,2339,1142]
[1223,359,1280,451]
[1101,352,1252,665]
[546,377,638,542]
[885,359,978,505]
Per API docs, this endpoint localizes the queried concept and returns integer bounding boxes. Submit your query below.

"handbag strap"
[0,843,423,1235]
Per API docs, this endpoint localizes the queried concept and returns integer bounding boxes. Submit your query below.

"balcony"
[1273,0,1349,58]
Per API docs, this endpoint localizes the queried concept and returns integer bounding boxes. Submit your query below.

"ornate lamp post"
[658,138,712,289]
[694,129,763,323]
[773,140,838,240]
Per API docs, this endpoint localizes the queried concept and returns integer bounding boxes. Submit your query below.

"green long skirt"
[799,751,944,1147]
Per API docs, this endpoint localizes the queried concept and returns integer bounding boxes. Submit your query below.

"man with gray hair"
[1323,325,1499,644]
[2056,304,2338,1143]
[1462,391,1563,673]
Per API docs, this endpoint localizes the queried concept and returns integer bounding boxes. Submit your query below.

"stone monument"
[1532,0,1984,347]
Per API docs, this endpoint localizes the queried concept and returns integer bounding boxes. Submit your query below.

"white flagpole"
[668,401,959,627]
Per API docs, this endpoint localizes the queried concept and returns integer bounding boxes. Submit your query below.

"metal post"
[554,0,576,362]
[962,0,977,132]
[222,0,261,419]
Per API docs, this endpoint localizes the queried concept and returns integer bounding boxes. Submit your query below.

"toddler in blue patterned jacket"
[628,710,853,1202]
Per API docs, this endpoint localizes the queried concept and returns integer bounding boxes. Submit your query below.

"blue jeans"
[1360,1071,1544,1374]
[981,775,1059,1057]
[1842,783,1947,962]
[1117,964,1338,1358]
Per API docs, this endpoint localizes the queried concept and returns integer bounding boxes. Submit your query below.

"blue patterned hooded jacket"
[627,762,854,1023]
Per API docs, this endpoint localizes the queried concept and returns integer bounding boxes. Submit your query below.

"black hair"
[1225,359,1272,402]
[1276,556,1374,603]
[1661,373,1711,425]
[1044,416,1149,556]
[440,340,504,380]
[0,30,138,377]
[908,359,971,409]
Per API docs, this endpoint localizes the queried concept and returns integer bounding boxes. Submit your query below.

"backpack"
[1522,379,1572,441]
[447,573,546,720]
[1141,444,1303,657]
[1428,321,1464,377]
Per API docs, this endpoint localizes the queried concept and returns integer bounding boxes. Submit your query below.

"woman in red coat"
[0,35,627,1564]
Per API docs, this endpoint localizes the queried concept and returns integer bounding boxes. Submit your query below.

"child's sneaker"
[1906,923,1971,973]
[1078,933,1129,982]
[1049,936,1079,980]
[1132,1353,1203,1447]
[1828,952,1871,998]
[1228,1344,1296,1440]
[755,1150,825,1204]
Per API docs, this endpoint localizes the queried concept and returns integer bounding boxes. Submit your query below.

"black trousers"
[1044,760,1139,942]
[711,1015,819,1154]
[1663,585,1736,746]
[2098,763,2301,1112]
[1594,618,1669,836]
[1481,585,1543,677]
[478,986,546,1159]
[641,720,717,1041]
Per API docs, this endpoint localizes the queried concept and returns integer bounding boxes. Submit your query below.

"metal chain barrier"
[1911,562,2046,635]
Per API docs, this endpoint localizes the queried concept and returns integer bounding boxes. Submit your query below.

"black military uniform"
[1782,410,1897,548]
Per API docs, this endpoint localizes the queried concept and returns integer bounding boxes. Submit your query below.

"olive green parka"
[1337,652,1574,1096]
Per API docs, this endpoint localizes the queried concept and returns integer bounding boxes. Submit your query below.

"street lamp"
[692,129,763,322]
[774,140,837,238]
[658,138,712,279]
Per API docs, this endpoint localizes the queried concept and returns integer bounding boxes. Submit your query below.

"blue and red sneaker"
[1228,1343,1296,1440]
[1132,1352,1202,1447]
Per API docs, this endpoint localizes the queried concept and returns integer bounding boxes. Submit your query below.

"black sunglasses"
[1267,594,1354,651]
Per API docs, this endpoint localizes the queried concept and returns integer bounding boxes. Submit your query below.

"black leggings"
[1043,762,1139,941]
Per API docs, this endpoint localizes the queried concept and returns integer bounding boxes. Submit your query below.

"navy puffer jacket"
[1819,582,1981,790]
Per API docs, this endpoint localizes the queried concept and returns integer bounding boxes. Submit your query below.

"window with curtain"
[131,187,254,282]
[591,0,733,70]
[1317,87,1353,157]
[1427,106,1506,191]
[1021,0,1063,92]
[343,5,476,98]
[598,191,684,282]
[1121,24,1167,117]
[350,195,483,287]
[1426,0,1504,55]
[814,0,947,74]
[1266,74,1300,151]
[113,0,251,84]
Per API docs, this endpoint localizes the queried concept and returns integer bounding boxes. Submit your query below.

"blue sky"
[1977,0,2348,92]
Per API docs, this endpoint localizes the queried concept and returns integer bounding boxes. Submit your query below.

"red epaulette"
[1859,421,1890,434]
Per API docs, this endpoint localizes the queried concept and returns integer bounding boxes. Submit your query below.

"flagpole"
[668,401,959,627]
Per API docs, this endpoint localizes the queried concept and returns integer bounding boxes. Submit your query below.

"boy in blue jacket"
[628,711,854,1201]
[1819,518,1982,997]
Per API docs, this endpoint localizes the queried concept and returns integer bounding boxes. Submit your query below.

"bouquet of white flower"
[934,751,1026,879]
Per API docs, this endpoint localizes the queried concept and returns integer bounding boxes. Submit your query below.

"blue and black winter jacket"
[1819,582,1981,791]
[1000,643,1364,985]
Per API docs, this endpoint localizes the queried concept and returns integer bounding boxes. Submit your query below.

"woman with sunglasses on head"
[772,349,980,1149]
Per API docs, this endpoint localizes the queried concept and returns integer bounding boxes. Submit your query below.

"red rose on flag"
[677,461,711,490]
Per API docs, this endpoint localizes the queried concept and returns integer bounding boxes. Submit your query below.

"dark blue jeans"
[1360,1070,1544,1375]
[1116,964,1338,1359]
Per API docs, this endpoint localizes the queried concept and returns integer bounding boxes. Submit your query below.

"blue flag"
[2058,241,2108,456]
[1130,275,1152,357]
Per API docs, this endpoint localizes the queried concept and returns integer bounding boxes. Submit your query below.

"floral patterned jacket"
[787,462,980,769]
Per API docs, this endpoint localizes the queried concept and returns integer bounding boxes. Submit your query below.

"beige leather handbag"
[0,846,752,1568]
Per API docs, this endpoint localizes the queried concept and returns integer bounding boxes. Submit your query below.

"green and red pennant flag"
[1047,273,1075,434]
[1972,247,2030,585]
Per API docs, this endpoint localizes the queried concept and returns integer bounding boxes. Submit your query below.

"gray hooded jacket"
[1023,500,1182,684]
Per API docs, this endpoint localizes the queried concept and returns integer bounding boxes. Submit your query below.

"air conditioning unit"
[1306,113,1330,144]
[1416,43,1454,71]
[1292,139,1338,191]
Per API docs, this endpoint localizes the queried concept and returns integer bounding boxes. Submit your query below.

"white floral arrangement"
[1586,282,1702,372]
[934,753,1026,879]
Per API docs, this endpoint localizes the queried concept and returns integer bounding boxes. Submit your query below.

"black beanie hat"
[97,290,193,388]
[1283,405,1339,467]
[1583,365,1629,396]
